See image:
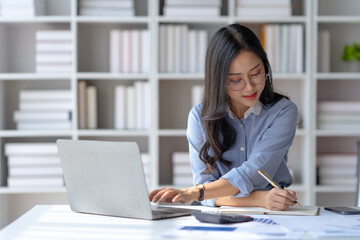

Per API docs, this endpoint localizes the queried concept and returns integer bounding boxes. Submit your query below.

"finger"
[159,190,178,202]
[287,190,297,198]
[149,188,165,201]
[274,189,297,202]
[152,189,169,202]
[269,189,295,206]
[172,193,182,203]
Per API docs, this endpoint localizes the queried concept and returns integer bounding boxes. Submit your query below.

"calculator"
[191,211,253,224]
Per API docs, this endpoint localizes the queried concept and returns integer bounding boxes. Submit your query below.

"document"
[161,222,304,240]
[216,205,319,216]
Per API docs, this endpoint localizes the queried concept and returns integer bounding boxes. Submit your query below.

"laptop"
[57,139,196,220]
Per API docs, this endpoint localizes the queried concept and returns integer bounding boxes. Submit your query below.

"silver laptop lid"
[57,139,153,219]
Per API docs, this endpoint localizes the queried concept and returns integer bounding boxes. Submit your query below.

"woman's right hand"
[261,188,298,210]
[149,187,198,204]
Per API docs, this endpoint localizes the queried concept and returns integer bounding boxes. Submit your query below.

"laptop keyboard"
[151,205,193,214]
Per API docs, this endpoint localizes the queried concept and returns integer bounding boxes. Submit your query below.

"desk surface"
[1,205,360,240]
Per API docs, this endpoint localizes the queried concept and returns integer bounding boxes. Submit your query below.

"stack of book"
[0,0,44,17]
[35,30,72,73]
[78,81,97,129]
[260,24,304,73]
[172,152,193,186]
[78,0,135,17]
[114,81,150,130]
[141,153,151,188]
[5,142,64,188]
[191,85,204,107]
[109,29,150,73]
[14,90,72,130]
[159,24,208,73]
[236,0,291,17]
[317,153,357,186]
[317,101,360,130]
[163,0,221,17]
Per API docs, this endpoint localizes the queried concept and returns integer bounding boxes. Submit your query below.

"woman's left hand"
[149,187,196,204]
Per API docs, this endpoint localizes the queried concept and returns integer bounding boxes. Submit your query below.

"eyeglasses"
[227,73,268,91]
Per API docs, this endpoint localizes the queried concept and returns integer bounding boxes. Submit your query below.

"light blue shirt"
[186,98,298,207]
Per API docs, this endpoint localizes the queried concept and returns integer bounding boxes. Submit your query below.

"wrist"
[194,184,206,201]
[249,191,266,208]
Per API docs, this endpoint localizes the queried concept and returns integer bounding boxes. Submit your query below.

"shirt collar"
[227,101,263,120]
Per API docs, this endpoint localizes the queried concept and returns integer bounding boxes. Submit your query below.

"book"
[114,85,126,129]
[5,143,58,156]
[317,30,331,72]
[126,85,136,129]
[9,166,63,177]
[236,6,291,17]
[7,177,64,187]
[35,53,72,64]
[188,30,198,73]
[109,30,121,73]
[36,30,72,41]
[237,0,291,6]
[36,42,72,52]
[19,101,72,111]
[87,85,97,129]
[78,81,88,129]
[8,156,61,166]
[163,6,220,17]
[217,205,319,216]
[17,121,71,130]
[79,0,133,8]
[36,64,72,73]
[166,0,221,6]
[79,8,134,17]
[19,90,71,100]
[14,110,71,121]
[159,25,167,73]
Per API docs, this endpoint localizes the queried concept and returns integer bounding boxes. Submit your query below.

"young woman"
[149,24,299,211]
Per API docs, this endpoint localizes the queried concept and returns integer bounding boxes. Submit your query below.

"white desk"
[1,205,360,239]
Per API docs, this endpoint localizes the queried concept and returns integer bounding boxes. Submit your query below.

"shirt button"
[239,124,243,128]
[240,147,245,151]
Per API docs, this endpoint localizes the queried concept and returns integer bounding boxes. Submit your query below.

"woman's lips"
[243,92,257,100]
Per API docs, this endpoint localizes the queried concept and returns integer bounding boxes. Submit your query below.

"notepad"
[216,205,319,216]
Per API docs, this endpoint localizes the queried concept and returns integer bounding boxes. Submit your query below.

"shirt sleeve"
[221,101,298,198]
[186,105,219,207]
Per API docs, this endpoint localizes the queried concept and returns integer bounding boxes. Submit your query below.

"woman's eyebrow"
[228,63,261,76]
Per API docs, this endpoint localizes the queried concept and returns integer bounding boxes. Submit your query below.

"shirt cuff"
[220,168,254,198]
[200,198,216,207]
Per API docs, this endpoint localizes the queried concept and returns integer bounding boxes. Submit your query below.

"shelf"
[0,187,66,194]
[158,129,187,136]
[0,130,72,138]
[315,185,356,193]
[157,73,307,81]
[77,129,149,137]
[76,16,149,23]
[0,16,72,23]
[157,16,229,24]
[0,73,72,80]
[316,130,360,137]
[316,16,360,23]
[316,72,360,80]
[273,73,307,80]
[233,16,308,23]
[76,72,149,80]
[158,73,204,80]
[157,129,306,137]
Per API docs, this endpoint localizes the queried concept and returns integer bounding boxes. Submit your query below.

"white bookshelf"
[313,0,360,205]
[0,0,358,229]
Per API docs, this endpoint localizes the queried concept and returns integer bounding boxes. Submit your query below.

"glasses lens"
[228,80,245,91]
[253,73,267,84]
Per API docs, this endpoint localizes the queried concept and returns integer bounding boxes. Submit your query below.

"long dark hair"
[199,23,287,172]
